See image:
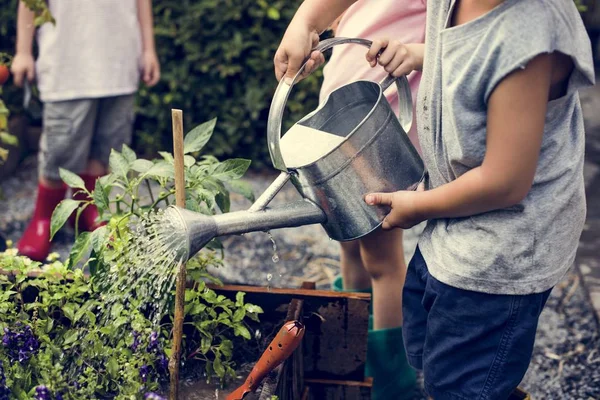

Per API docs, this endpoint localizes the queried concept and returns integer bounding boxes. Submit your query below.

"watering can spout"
[166,199,327,261]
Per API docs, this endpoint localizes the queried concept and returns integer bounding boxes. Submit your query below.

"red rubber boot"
[72,174,105,232]
[17,182,67,261]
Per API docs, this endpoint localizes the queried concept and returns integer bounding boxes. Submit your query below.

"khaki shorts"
[39,95,135,180]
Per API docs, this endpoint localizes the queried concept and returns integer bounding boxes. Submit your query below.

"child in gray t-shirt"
[274,0,595,398]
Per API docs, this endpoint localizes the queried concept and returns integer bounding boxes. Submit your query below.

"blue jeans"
[403,247,551,400]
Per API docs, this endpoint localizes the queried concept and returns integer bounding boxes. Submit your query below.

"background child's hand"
[11,53,35,87]
[141,50,160,87]
[366,38,424,77]
[365,183,425,229]
[273,23,324,84]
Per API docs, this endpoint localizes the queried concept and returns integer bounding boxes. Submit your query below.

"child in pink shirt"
[319,1,426,398]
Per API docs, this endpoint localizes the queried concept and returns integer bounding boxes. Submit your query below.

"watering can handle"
[267,37,414,172]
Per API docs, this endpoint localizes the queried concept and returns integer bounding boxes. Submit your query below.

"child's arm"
[274,0,358,82]
[366,38,425,77]
[11,1,36,87]
[137,0,160,87]
[366,54,554,229]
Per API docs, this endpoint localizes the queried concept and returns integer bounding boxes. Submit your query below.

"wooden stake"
[169,109,185,400]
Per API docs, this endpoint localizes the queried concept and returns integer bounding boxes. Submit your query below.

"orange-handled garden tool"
[226,320,305,400]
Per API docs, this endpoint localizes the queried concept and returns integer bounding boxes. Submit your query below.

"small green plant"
[0,53,16,165]
[0,119,263,398]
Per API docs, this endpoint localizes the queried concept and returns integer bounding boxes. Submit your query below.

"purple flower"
[2,324,39,364]
[144,393,166,400]
[156,353,169,371]
[147,331,159,351]
[56,393,63,400]
[34,385,51,400]
[139,364,150,382]
[131,331,141,352]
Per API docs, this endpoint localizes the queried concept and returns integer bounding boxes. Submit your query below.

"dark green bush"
[0,0,325,166]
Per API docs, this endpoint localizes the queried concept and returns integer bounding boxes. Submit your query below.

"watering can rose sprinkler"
[166,37,425,263]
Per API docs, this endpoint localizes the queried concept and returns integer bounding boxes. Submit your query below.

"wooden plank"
[305,378,373,388]
[208,283,370,302]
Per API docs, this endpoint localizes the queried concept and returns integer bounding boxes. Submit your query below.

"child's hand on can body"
[365,183,426,230]
[366,38,425,77]
[274,22,325,84]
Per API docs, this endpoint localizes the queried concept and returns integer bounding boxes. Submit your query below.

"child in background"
[275,0,594,398]
[11,0,160,261]
[319,1,426,398]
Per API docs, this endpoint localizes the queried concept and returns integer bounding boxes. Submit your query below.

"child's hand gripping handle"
[267,37,413,172]
[226,320,305,400]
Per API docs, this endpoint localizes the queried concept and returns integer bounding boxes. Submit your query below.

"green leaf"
[45,318,54,334]
[146,161,175,179]
[63,330,79,345]
[131,159,154,174]
[184,118,216,154]
[213,354,225,378]
[233,325,251,340]
[0,132,18,146]
[107,357,119,378]
[114,316,128,327]
[67,232,91,269]
[59,168,86,190]
[93,179,110,214]
[226,180,255,202]
[215,191,230,213]
[184,290,196,302]
[184,155,196,167]
[121,144,137,163]
[62,303,76,321]
[90,225,108,253]
[109,149,130,178]
[219,340,233,358]
[111,303,124,319]
[211,159,251,181]
[158,151,174,162]
[200,335,212,354]
[244,304,264,315]
[267,7,280,20]
[235,292,245,307]
[233,308,245,322]
[50,199,82,240]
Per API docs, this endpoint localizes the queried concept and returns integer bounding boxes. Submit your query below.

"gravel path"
[1,162,599,399]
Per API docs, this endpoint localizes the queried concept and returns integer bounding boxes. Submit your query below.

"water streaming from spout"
[96,209,189,327]
[266,231,279,263]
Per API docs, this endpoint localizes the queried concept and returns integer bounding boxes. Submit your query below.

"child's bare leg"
[339,241,372,290]
[39,176,65,189]
[359,228,406,329]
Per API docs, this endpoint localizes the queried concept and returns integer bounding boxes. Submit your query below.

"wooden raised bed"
[207,282,372,400]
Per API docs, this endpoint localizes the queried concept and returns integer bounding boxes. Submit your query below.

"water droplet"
[272,254,279,263]
[266,273,273,282]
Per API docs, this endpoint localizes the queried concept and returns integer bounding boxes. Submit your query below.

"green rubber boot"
[367,327,416,400]
[332,276,416,399]
[332,276,373,329]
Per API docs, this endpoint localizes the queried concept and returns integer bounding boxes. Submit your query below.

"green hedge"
[0,0,325,166]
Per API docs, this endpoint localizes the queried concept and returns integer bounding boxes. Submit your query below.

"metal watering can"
[167,37,425,260]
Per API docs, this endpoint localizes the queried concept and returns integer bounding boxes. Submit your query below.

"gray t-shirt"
[417,0,595,295]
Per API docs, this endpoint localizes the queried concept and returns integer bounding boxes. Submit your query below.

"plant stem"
[145,179,156,204]
[150,190,174,209]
